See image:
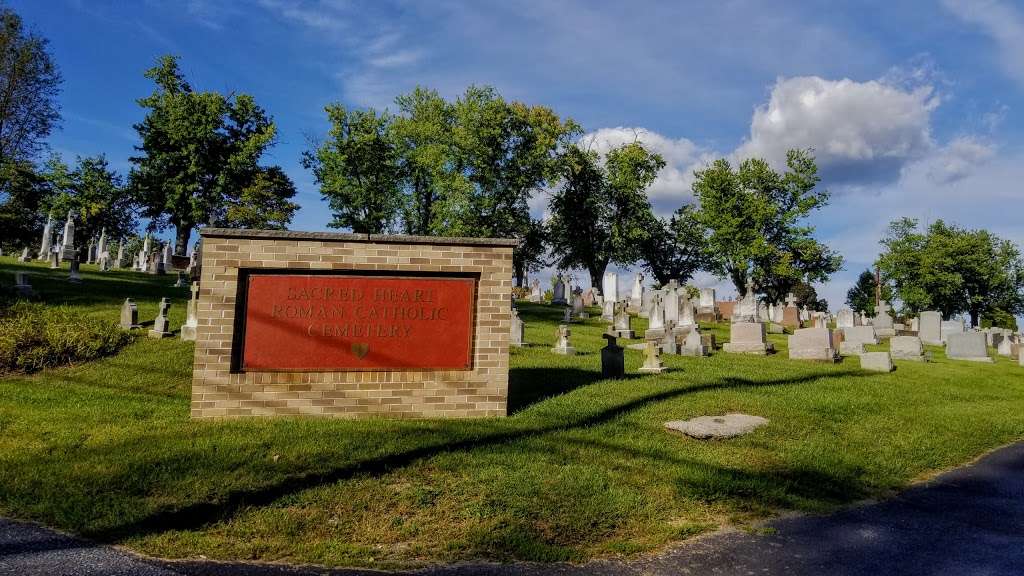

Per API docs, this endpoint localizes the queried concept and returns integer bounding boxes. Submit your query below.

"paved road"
[2,442,1022,576]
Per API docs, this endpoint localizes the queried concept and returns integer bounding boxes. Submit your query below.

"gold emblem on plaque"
[351,343,369,359]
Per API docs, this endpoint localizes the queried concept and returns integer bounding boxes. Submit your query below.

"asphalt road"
[2,442,1022,576]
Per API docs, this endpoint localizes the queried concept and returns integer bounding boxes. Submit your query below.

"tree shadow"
[82,369,873,543]
[507,367,643,414]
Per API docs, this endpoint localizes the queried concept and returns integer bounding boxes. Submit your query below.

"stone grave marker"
[890,335,925,361]
[836,309,855,328]
[860,351,894,372]
[551,324,576,355]
[609,301,635,339]
[842,325,878,346]
[68,251,82,283]
[528,279,542,302]
[601,272,617,320]
[37,214,53,260]
[645,294,666,340]
[946,332,992,362]
[601,334,624,379]
[665,414,768,439]
[679,326,708,357]
[872,301,896,338]
[13,272,33,296]
[781,293,801,329]
[180,283,200,341]
[629,272,644,312]
[941,319,965,343]
[723,322,772,355]
[148,297,173,339]
[639,339,665,374]
[788,327,837,361]
[697,288,718,322]
[120,298,141,329]
[919,311,942,345]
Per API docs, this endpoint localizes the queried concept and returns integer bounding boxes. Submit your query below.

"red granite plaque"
[240,274,475,371]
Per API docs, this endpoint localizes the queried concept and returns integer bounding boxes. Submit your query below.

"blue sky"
[13,0,1024,310]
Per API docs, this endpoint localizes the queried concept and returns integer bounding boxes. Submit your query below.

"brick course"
[191,228,516,419]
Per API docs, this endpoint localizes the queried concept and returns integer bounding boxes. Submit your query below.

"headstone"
[139,234,151,272]
[582,287,596,307]
[601,272,617,320]
[68,251,82,283]
[120,298,141,329]
[996,334,1016,358]
[638,339,665,373]
[842,325,879,346]
[662,281,680,326]
[733,280,758,323]
[18,247,30,262]
[839,341,865,356]
[873,301,896,338]
[723,322,773,355]
[696,288,718,322]
[600,334,625,379]
[678,293,696,328]
[162,242,173,270]
[860,351,894,372]
[679,326,708,357]
[528,279,543,302]
[638,288,654,318]
[148,297,173,338]
[97,228,107,263]
[788,327,837,361]
[645,294,666,340]
[551,324,575,355]
[812,313,827,329]
[61,210,75,260]
[37,214,53,260]
[717,300,735,321]
[86,238,95,264]
[945,332,992,362]
[629,272,644,311]
[562,307,572,323]
[940,319,965,343]
[909,317,919,333]
[890,336,925,361]
[552,273,567,305]
[836,309,855,328]
[1019,348,1024,367]
[571,290,587,319]
[48,249,59,269]
[781,293,801,329]
[174,270,188,287]
[180,283,200,341]
[13,272,32,296]
[919,311,942,345]
[114,241,124,269]
[665,414,768,439]
[609,301,635,339]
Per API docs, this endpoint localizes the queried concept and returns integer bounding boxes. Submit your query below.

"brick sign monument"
[191,228,516,419]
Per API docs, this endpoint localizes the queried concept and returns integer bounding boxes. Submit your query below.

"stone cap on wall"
[200,227,520,247]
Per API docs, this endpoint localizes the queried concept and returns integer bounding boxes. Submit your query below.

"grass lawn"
[1,256,1023,569]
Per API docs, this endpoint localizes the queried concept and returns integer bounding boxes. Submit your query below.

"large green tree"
[878,218,1024,326]
[690,149,842,302]
[845,269,892,316]
[0,7,61,165]
[131,55,291,253]
[42,153,137,246]
[547,141,665,290]
[304,104,403,234]
[0,158,47,249]
[640,205,708,286]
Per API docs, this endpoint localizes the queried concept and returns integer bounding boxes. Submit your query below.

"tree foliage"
[547,141,665,290]
[791,280,828,312]
[690,149,842,302]
[42,153,137,245]
[0,7,61,164]
[131,55,292,253]
[640,205,708,286]
[878,218,1024,326]
[0,159,46,249]
[845,269,891,315]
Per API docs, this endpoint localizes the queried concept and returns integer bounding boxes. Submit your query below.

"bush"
[0,301,133,374]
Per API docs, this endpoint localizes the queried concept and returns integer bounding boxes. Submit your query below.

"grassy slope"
[1,256,1023,568]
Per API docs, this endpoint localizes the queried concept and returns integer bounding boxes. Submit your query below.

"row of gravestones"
[118,282,200,341]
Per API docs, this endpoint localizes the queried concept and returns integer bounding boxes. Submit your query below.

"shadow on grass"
[84,369,873,543]
[507,367,642,414]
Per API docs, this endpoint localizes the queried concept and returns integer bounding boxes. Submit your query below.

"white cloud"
[921,136,997,184]
[943,0,1024,90]
[735,76,940,184]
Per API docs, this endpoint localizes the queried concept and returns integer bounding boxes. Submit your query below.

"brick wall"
[191,228,515,419]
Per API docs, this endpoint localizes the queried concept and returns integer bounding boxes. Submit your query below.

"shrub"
[0,301,133,374]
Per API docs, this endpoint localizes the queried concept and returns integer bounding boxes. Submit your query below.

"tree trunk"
[175,225,191,256]
[969,309,980,329]
[514,260,526,287]
[589,261,608,295]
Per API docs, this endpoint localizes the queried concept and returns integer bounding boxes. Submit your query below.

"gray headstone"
[638,339,665,373]
[120,298,140,329]
[180,283,200,341]
[945,332,992,362]
[551,324,575,355]
[860,351,894,372]
[919,311,942,345]
[842,325,879,346]
[890,335,925,361]
[665,414,768,439]
[723,322,772,355]
[148,297,173,338]
[788,327,837,361]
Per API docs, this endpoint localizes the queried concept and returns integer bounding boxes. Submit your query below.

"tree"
[0,158,47,249]
[447,86,578,285]
[131,55,286,254]
[791,280,828,312]
[216,166,298,230]
[845,269,891,315]
[878,218,1024,326]
[640,205,708,286]
[690,149,842,302]
[547,141,665,290]
[304,104,402,234]
[41,153,137,245]
[0,7,61,165]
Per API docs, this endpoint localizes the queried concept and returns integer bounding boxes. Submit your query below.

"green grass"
[1,256,1023,569]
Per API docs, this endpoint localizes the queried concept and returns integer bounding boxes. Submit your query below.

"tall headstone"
[918,311,942,345]
[781,293,801,329]
[662,280,680,327]
[733,280,758,323]
[945,332,992,362]
[86,238,95,264]
[120,298,141,329]
[836,309,855,328]
[788,327,838,361]
[601,272,618,321]
[37,214,53,260]
[873,301,896,338]
[180,283,200,341]
[940,319,965,343]
[679,326,708,357]
[723,322,773,354]
[48,249,59,269]
[996,334,1016,358]
[600,334,625,379]
[551,324,575,355]
[60,210,75,260]
[571,290,587,319]
[645,294,666,340]
[67,251,82,283]
[552,273,567,305]
[115,241,124,269]
[18,247,30,262]
[97,228,107,262]
[148,298,173,339]
[629,273,644,311]
[162,242,173,270]
[638,339,665,374]
[696,288,718,322]
[138,234,151,272]
[678,293,696,328]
